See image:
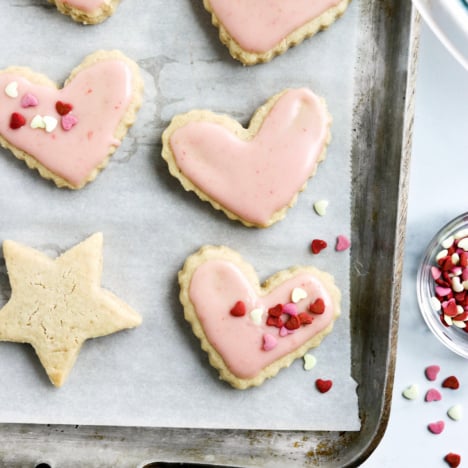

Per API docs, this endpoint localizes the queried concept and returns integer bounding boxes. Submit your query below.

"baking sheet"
[0,0,359,431]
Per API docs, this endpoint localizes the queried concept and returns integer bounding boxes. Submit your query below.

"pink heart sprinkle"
[436,286,452,297]
[425,388,442,402]
[425,365,440,381]
[283,303,298,316]
[431,267,441,280]
[335,234,351,252]
[428,420,445,434]
[61,113,78,131]
[20,92,38,108]
[279,326,294,337]
[262,333,277,351]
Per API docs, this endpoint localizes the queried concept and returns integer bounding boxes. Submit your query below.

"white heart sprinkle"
[250,308,264,325]
[5,81,18,98]
[455,229,468,239]
[313,199,329,216]
[436,249,448,261]
[303,353,317,371]
[442,235,454,249]
[43,115,58,133]
[430,296,441,311]
[458,238,468,251]
[402,384,419,400]
[291,287,307,304]
[448,404,463,421]
[30,115,46,129]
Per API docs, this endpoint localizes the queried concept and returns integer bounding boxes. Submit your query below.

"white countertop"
[362,19,468,468]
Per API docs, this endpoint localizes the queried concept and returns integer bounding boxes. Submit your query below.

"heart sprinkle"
[425,388,442,402]
[30,115,46,129]
[315,378,332,393]
[303,353,317,370]
[20,92,39,108]
[267,304,283,317]
[311,239,327,254]
[442,376,460,390]
[250,308,264,325]
[308,298,325,314]
[313,199,329,216]
[56,100,73,116]
[425,364,441,381]
[447,404,463,421]
[428,420,445,435]
[335,234,351,252]
[291,287,307,303]
[9,112,26,130]
[279,326,294,337]
[402,384,419,400]
[61,114,78,131]
[283,303,298,316]
[43,115,58,133]
[444,453,461,468]
[230,300,246,317]
[262,333,277,351]
[5,81,18,98]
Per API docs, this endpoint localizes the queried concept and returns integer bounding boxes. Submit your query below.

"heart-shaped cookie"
[203,0,351,65]
[162,88,331,227]
[179,246,341,389]
[0,50,143,189]
[49,0,120,24]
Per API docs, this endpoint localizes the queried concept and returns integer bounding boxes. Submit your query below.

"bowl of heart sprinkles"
[417,213,468,357]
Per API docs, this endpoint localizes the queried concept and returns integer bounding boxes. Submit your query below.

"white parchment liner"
[0,0,360,430]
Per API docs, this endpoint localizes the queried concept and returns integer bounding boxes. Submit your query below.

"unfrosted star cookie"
[203,0,351,65]
[0,233,142,387]
[162,88,331,228]
[179,246,341,389]
[49,0,120,24]
[0,50,143,189]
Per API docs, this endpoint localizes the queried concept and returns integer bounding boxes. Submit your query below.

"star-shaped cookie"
[0,232,142,387]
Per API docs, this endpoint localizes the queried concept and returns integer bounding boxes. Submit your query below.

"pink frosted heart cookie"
[162,88,331,228]
[49,0,120,24]
[179,246,341,389]
[0,50,143,189]
[203,0,351,65]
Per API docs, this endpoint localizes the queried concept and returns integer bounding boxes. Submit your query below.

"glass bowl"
[417,212,468,357]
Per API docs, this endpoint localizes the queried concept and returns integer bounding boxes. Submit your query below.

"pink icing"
[0,60,133,187]
[208,0,344,52]
[61,0,110,12]
[170,88,330,226]
[189,259,336,379]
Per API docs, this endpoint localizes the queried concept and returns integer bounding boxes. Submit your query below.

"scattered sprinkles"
[335,234,351,252]
[444,453,461,468]
[425,364,441,381]
[313,199,329,216]
[425,388,442,402]
[402,383,419,400]
[311,239,327,254]
[303,353,317,370]
[5,81,18,98]
[428,420,445,435]
[442,375,460,390]
[447,404,463,421]
[315,378,332,393]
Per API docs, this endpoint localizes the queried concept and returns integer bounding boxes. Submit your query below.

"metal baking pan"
[0,1,417,466]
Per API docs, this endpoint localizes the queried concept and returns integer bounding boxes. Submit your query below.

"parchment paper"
[0,0,360,430]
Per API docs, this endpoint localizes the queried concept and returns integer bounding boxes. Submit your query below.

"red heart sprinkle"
[266,315,283,328]
[55,100,73,116]
[445,453,461,468]
[298,312,313,325]
[316,378,333,393]
[285,315,300,330]
[9,112,26,129]
[442,376,460,389]
[311,239,327,254]
[309,298,325,314]
[267,304,283,317]
[230,300,246,317]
